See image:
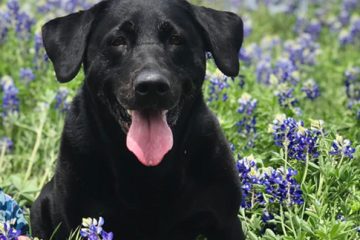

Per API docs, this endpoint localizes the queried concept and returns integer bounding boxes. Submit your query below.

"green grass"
[0,0,360,239]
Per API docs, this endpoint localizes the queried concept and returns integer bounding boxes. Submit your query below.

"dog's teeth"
[127,110,132,115]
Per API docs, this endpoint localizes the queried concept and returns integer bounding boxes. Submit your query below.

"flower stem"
[280,204,288,236]
[301,152,309,186]
[25,111,48,181]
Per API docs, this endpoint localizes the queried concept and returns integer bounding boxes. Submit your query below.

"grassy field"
[0,0,359,239]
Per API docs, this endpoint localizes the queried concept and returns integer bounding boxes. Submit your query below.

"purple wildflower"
[342,0,360,12]
[19,68,35,84]
[305,19,322,39]
[243,18,252,38]
[344,67,360,119]
[261,167,303,205]
[275,84,298,108]
[55,88,71,112]
[239,48,251,65]
[80,217,113,240]
[329,135,356,159]
[237,93,257,147]
[261,209,274,223]
[0,222,22,240]
[0,76,20,117]
[256,59,272,84]
[302,79,320,100]
[237,93,257,115]
[207,72,230,102]
[0,137,13,152]
[237,155,260,208]
[273,58,296,83]
[336,214,346,222]
[339,29,353,46]
[0,12,9,43]
[284,33,320,66]
[269,114,320,161]
[339,10,351,26]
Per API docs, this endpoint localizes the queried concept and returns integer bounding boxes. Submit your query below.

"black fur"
[31,0,245,239]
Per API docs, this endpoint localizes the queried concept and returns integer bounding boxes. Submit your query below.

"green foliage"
[0,0,359,239]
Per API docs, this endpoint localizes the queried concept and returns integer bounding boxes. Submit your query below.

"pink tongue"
[126,111,173,166]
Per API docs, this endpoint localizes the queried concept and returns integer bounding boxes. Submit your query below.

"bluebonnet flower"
[6,0,20,16]
[305,19,322,39]
[33,33,49,67]
[19,68,35,84]
[269,114,320,161]
[325,15,342,33]
[229,143,235,152]
[339,29,353,46]
[344,67,360,119]
[341,16,360,46]
[260,36,281,52]
[263,0,302,14]
[237,93,257,115]
[243,17,252,38]
[0,188,28,235]
[0,222,21,240]
[294,17,322,39]
[339,10,351,26]
[55,88,71,112]
[302,79,320,100]
[349,16,360,39]
[0,76,20,117]
[0,137,13,152]
[329,135,356,159]
[345,67,360,99]
[236,155,261,208]
[239,43,263,66]
[294,16,306,34]
[342,0,360,12]
[206,71,230,102]
[284,33,320,66]
[237,154,304,209]
[336,214,346,222]
[80,217,113,240]
[261,209,274,223]
[237,93,257,147]
[274,84,298,108]
[260,167,303,205]
[256,59,272,84]
[5,0,35,40]
[238,48,251,65]
[37,0,96,15]
[273,58,296,83]
[205,52,212,60]
[14,13,34,38]
[0,12,9,44]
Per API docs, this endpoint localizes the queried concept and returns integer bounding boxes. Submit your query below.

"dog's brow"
[118,20,136,33]
[158,21,173,32]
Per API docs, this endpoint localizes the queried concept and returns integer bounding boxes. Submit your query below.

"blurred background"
[0,0,359,239]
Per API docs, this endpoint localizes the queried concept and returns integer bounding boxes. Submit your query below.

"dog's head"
[42,0,243,166]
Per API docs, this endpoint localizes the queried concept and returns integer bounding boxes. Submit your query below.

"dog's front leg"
[206,217,245,240]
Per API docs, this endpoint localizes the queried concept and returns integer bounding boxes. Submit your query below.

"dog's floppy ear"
[191,5,243,77]
[42,3,103,83]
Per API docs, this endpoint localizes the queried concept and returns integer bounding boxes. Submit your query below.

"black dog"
[30,0,244,239]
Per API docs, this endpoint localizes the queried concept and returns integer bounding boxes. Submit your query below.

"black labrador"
[30,0,245,239]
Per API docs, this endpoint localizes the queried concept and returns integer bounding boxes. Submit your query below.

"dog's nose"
[134,72,170,97]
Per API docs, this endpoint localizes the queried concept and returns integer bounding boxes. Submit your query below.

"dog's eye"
[169,34,184,45]
[111,37,127,47]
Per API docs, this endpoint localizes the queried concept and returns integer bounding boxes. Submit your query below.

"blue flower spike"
[80,217,113,240]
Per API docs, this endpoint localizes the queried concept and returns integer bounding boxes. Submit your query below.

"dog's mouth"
[108,95,181,167]
[125,110,173,167]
